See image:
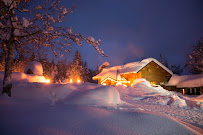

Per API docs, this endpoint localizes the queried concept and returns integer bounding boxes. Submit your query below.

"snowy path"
[116,84,203,130]
[119,99,203,129]
[0,103,199,135]
[119,93,203,128]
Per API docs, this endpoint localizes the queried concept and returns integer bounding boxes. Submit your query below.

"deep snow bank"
[0,81,202,134]
[0,105,199,135]
[116,80,201,108]
[67,86,121,107]
[42,83,121,106]
[0,82,121,107]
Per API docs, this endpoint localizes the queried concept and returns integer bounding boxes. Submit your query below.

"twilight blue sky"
[60,0,203,69]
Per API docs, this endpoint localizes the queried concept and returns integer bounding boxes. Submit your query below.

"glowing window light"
[45,79,50,83]
[102,83,106,86]
[69,79,73,83]
[101,77,117,85]
[150,82,156,86]
[116,82,122,86]
[122,84,127,87]
[101,77,130,86]
[182,89,185,95]
[77,79,81,83]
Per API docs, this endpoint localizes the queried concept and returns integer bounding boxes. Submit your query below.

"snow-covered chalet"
[93,58,173,86]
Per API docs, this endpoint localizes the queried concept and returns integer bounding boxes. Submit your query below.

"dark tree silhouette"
[83,61,90,82]
[170,64,183,75]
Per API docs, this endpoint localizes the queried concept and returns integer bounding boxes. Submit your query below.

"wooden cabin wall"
[138,61,172,85]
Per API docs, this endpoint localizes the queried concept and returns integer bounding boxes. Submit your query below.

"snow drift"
[0,80,202,134]
[67,86,121,107]
[0,105,199,135]
[116,79,196,108]
[0,81,121,107]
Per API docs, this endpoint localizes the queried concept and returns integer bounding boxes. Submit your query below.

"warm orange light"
[77,79,81,83]
[150,82,156,86]
[102,83,106,86]
[182,89,185,95]
[116,82,122,86]
[116,82,127,87]
[45,79,50,83]
[70,79,73,83]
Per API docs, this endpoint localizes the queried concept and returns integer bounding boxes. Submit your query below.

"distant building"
[93,58,173,86]
[166,74,203,95]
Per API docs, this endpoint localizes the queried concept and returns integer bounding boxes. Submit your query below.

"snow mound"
[68,86,121,107]
[131,81,170,96]
[117,80,189,108]
[131,78,149,86]
[170,95,187,107]
[43,83,103,105]
[43,84,75,105]
[0,71,46,83]
[24,61,43,76]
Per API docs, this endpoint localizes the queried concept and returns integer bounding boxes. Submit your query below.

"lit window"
[102,83,106,86]
[45,79,50,83]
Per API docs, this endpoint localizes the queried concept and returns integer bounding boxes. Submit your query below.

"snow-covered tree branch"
[0,0,105,96]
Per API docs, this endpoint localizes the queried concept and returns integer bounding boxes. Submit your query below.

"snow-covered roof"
[100,70,118,82]
[120,58,173,75]
[93,66,121,80]
[93,58,173,80]
[24,61,43,76]
[167,74,203,88]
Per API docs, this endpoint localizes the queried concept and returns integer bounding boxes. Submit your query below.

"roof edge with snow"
[167,74,203,88]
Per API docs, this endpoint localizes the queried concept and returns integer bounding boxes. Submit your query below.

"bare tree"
[0,0,105,96]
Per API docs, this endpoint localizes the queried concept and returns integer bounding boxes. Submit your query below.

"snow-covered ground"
[0,80,202,135]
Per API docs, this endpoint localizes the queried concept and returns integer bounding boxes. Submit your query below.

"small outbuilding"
[24,61,43,76]
[166,74,203,95]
